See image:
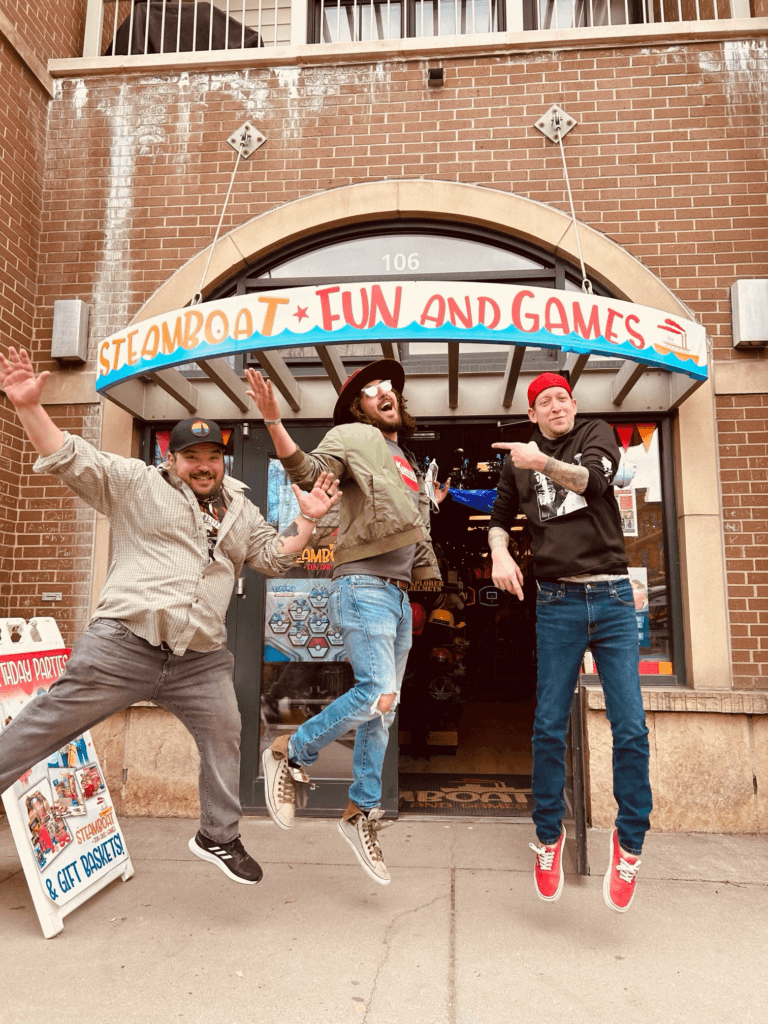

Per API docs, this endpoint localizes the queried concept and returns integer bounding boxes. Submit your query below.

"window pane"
[538,0,638,28]
[320,1,402,43]
[610,422,674,677]
[260,460,355,781]
[255,232,544,278]
[414,0,498,36]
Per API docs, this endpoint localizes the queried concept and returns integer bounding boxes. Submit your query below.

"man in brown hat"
[246,360,447,885]
[0,346,340,888]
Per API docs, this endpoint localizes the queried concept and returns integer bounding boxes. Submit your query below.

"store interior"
[397,421,540,816]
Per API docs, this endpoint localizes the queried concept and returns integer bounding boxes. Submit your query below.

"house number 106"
[382,253,420,271]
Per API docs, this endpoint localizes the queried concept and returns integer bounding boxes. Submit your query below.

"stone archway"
[133,179,691,323]
[105,179,726,689]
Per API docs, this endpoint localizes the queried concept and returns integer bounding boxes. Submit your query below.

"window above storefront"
[75,0,756,63]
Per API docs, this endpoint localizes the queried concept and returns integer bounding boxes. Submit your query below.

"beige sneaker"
[262,735,309,830]
[338,801,392,885]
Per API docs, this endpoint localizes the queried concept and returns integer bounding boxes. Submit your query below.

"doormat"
[399,774,534,816]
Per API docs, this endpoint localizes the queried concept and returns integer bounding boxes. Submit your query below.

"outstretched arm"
[245,368,298,460]
[0,347,64,457]
[492,441,588,495]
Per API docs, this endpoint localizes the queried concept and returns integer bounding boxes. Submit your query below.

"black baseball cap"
[168,418,228,453]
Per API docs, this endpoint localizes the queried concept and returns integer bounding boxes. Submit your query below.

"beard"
[189,473,224,497]
[365,409,402,433]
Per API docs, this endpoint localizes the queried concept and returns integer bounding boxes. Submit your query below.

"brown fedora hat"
[332,358,405,426]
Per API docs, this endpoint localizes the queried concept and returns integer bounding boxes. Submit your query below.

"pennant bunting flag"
[636,423,656,452]
[615,424,635,452]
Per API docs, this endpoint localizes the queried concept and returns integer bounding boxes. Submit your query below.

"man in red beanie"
[489,372,651,913]
[246,360,447,885]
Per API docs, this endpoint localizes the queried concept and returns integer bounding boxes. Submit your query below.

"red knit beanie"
[527,372,572,408]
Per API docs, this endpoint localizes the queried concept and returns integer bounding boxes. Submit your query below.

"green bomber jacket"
[279,422,441,581]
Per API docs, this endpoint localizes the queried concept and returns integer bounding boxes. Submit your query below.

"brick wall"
[38,40,768,359]
[0,3,94,640]
[0,32,50,622]
[9,34,768,656]
[1,0,88,63]
[717,393,768,691]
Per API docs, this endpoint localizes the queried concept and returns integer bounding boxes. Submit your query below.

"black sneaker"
[188,831,263,885]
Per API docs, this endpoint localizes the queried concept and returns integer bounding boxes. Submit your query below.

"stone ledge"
[583,686,768,714]
[49,19,768,79]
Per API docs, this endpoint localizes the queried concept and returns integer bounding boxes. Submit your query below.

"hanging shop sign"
[0,618,133,939]
[95,282,707,394]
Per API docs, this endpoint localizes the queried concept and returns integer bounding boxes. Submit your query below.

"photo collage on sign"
[20,741,107,872]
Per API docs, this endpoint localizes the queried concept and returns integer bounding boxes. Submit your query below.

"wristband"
[264,418,281,426]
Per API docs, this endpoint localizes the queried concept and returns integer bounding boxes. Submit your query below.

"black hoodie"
[489,418,628,579]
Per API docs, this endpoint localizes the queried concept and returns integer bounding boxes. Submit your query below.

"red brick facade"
[1,22,768,669]
[718,393,768,690]
[0,2,90,635]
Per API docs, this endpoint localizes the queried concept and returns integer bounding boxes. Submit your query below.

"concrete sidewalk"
[1,815,766,1024]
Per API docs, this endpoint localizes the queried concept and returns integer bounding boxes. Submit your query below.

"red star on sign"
[293,306,309,322]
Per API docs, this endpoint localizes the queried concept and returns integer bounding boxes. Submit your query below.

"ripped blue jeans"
[288,574,412,810]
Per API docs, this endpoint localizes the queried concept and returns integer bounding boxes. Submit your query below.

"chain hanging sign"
[95,281,707,395]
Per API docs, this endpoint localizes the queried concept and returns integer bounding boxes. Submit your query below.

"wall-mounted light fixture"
[51,299,89,363]
[731,280,768,349]
[427,68,444,87]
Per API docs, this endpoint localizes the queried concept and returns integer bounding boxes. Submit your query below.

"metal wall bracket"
[226,121,266,158]
[534,105,578,144]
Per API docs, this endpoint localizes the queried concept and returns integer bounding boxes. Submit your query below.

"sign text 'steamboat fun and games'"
[95,281,707,394]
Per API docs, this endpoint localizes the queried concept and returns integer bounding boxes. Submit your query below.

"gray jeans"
[0,619,242,843]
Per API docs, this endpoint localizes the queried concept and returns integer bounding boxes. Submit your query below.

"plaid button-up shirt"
[35,433,296,654]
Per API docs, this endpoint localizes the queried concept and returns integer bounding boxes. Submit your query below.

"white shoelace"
[616,855,641,883]
[360,814,393,862]
[529,842,556,870]
[276,758,308,803]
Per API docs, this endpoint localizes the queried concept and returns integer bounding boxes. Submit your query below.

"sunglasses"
[360,379,393,398]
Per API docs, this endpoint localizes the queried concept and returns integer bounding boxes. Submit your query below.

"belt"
[382,577,410,591]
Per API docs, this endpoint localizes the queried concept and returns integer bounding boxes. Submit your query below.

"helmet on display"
[411,602,427,636]
[429,646,454,666]
[429,676,460,701]
[429,609,455,628]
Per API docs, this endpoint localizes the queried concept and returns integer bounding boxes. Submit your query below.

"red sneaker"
[603,829,641,913]
[529,828,565,902]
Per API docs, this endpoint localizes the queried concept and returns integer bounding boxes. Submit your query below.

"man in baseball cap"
[0,346,341,891]
[489,371,651,913]
[246,359,448,885]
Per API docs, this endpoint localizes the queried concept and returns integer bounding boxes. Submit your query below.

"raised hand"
[434,476,451,505]
[0,347,50,410]
[293,471,342,522]
[245,368,282,423]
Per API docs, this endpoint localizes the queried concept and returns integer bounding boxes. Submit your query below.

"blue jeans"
[532,578,652,856]
[288,575,412,810]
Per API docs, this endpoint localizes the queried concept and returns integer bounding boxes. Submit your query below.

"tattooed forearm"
[542,457,589,494]
[277,521,301,550]
[488,526,511,551]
